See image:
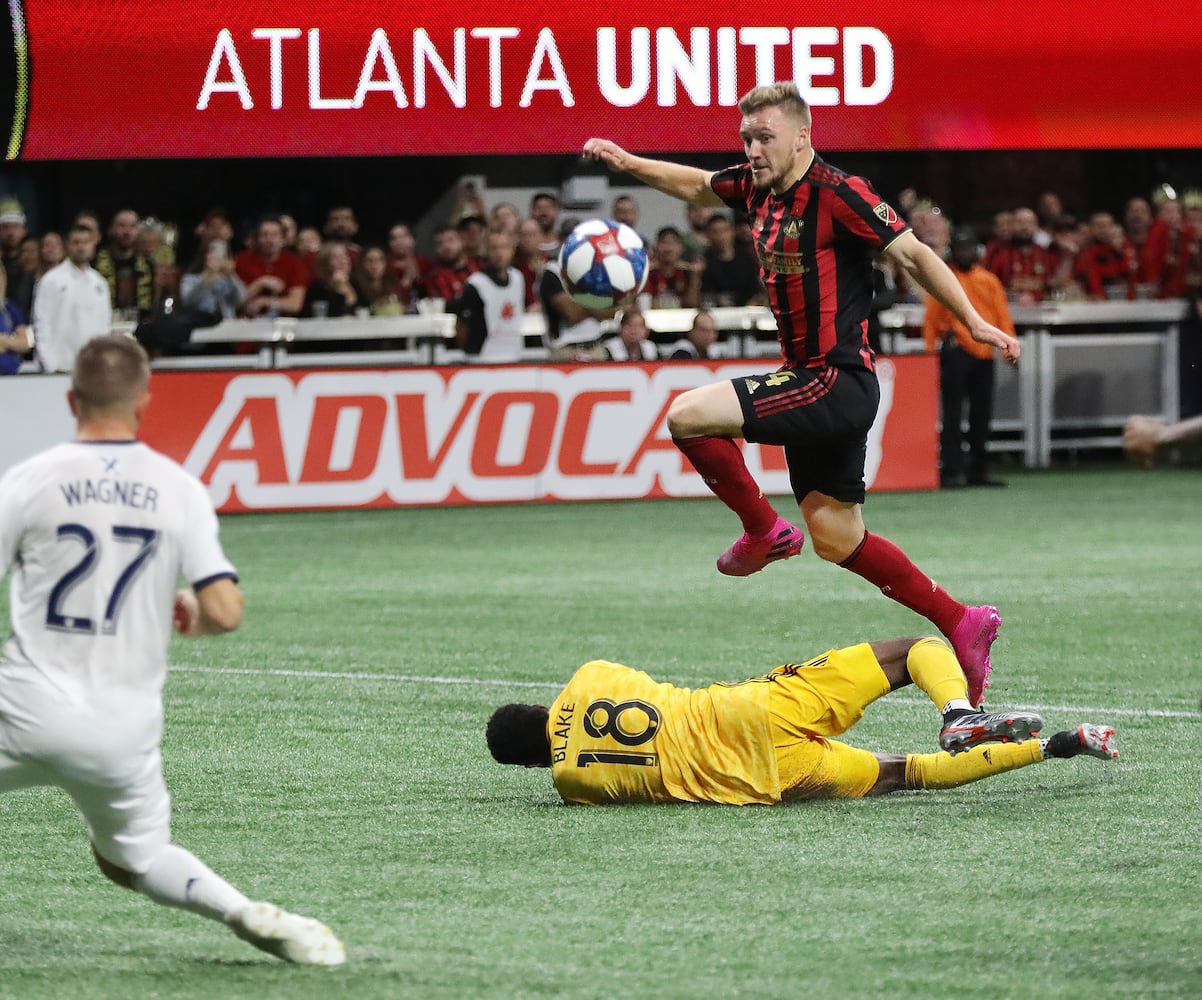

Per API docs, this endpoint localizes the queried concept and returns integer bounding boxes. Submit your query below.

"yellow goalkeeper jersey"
[547,660,779,805]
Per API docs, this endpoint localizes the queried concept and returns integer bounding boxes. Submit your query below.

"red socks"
[840,532,964,637]
[674,435,778,535]
[674,437,964,639]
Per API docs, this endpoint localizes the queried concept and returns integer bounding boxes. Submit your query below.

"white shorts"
[0,666,171,874]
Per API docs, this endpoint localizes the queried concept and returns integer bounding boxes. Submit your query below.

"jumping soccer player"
[486,635,1115,805]
[0,335,345,965]
[584,82,1021,704]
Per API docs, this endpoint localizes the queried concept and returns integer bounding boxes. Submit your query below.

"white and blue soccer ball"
[558,219,649,309]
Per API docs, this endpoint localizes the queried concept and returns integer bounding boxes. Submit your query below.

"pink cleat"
[717,517,805,576]
[950,604,1001,706]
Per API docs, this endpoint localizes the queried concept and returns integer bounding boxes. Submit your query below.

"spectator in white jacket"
[32,223,111,372]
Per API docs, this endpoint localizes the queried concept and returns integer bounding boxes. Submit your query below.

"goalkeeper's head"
[486,704,552,767]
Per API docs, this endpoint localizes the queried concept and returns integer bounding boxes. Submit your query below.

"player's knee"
[666,392,702,438]
[803,508,863,563]
[809,522,860,562]
[92,845,138,891]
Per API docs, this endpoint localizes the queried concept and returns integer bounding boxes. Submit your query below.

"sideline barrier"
[0,358,940,513]
[136,358,937,512]
[4,301,1181,484]
[879,300,1184,467]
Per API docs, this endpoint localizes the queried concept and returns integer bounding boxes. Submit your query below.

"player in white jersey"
[0,334,345,966]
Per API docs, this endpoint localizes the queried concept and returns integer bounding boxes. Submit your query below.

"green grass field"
[2,465,1200,999]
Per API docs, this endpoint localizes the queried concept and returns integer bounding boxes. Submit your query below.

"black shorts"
[733,365,880,505]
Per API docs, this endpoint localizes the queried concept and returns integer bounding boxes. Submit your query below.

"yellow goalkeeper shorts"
[766,642,891,800]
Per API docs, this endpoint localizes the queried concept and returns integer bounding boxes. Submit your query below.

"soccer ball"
[559,219,649,309]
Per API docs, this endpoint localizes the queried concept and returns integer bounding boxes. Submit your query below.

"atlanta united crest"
[783,216,804,238]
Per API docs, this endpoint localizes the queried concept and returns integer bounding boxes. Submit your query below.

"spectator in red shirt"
[234,215,309,317]
[1074,212,1137,301]
[1185,193,1202,233]
[422,224,481,303]
[1185,197,1202,297]
[644,226,700,308]
[984,207,1054,304]
[1123,197,1154,262]
[981,210,1014,274]
[385,223,427,310]
[1141,199,1196,299]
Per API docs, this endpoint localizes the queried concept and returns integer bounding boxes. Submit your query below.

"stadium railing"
[880,299,1185,465]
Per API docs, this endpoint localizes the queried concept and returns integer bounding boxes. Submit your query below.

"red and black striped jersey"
[711,156,908,371]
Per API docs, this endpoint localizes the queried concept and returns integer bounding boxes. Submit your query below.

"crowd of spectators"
[900,184,1202,306]
[0,177,1198,373]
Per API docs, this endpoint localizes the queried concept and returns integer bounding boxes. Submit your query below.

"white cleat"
[228,901,346,966]
[1045,724,1118,761]
[1074,723,1118,760]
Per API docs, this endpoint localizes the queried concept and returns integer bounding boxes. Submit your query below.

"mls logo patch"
[873,203,899,225]
[783,216,804,238]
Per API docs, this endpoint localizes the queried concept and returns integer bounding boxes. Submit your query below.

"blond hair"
[738,82,811,127]
[71,335,149,416]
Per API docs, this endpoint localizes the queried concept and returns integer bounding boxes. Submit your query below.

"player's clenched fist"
[173,588,201,636]
[582,138,631,171]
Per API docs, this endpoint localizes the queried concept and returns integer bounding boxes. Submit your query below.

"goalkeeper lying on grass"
[487,636,1115,805]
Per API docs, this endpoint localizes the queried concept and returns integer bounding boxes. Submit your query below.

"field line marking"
[168,665,1201,719]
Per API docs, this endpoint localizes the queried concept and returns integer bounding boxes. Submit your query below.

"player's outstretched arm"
[582,138,724,207]
[1124,413,1202,468]
[883,232,1021,364]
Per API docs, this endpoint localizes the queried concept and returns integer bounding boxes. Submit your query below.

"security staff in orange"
[923,226,1016,489]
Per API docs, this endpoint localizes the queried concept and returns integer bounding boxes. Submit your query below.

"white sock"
[134,844,251,923]
[940,698,975,716]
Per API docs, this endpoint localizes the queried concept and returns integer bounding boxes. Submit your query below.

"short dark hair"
[72,335,149,415]
[531,191,559,207]
[486,704,551,766]
[655,226,684,243]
